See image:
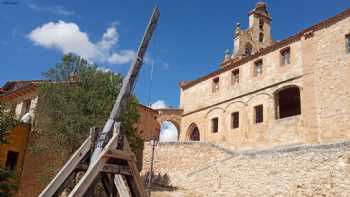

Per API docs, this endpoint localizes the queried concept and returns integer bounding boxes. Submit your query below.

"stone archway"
[156,108,183,140]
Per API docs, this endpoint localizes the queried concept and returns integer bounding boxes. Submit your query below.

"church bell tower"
[229,2,273,61]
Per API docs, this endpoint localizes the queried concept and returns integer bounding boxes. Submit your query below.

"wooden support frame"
[39,123,147,197]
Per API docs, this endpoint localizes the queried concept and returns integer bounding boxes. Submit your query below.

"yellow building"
[0,81,39,180]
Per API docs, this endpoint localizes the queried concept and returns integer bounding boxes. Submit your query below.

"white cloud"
[98,25,118,50]
[28,21,135,65]
[28,3,75,16]
[159,121,178,142]
[96,67,112,73]
[28,21,100,59]
[107,50,136,64]
[151,100,168,109]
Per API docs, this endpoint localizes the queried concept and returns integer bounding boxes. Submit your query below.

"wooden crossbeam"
[105,149,136,161]
[68,133,120,197]
[76,163,132,176]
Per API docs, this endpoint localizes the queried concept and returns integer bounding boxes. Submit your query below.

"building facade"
[178,3,350,149]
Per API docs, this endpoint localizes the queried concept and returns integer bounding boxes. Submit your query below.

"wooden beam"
[114,175,132,197]
[39,137,92,197]
[101,173,117,197]
[68,132,120,197]
[124,138,147,197]
[76,163,131,176]
[103,164,131,175]
[104,149,136,162]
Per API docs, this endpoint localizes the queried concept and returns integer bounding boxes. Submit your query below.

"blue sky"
[0,0,349,108]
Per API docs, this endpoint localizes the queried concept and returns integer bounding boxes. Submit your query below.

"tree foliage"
[0,102,16,144]
[35,54,143,154]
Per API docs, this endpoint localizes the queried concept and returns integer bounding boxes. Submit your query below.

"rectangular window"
[231,69,239,85]
[5,151,19,170]
[254,105,263,124]
[211,117,219,133]
[254,59,263,76]
[280,47,291,65]
[23,99,31,114]
[231,112,239,129]
[346,34,350,53]
[212,77,220,92]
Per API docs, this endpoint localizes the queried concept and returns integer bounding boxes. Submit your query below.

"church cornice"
[179,7,350,90]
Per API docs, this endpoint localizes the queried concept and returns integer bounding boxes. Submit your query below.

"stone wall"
[142,141,350,196]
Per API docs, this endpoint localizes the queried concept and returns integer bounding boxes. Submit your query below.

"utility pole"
[148,137,158,196]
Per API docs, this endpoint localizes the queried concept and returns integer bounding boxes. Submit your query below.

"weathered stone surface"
[143,141,350,196]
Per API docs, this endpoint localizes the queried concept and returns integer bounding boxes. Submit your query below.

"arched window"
[275,86,301,119]
[245,43,253,56]
[259,33,264,42]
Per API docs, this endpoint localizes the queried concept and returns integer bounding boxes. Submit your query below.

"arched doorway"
[187,123,200,141]
[275,86,301,119]
[159,121,179,142]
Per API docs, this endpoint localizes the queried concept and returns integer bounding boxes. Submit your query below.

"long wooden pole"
[90,6,160,165]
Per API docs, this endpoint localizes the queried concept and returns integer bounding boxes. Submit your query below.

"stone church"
[176,2,350,149]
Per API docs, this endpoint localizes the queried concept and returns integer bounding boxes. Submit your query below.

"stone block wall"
[142,141,350,196]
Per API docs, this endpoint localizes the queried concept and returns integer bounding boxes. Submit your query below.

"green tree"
[35,53,143,155]
[0,102,16,144]
[0,102,17,197]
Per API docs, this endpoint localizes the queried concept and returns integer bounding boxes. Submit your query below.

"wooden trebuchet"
[39,6,160,197]
[90,5,160,165]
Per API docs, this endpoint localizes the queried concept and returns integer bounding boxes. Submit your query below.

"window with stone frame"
[5,151,19,170]
[211,117,219,133]
[23,99,31,114]
[231,112,239,129]
[254,105,263,124]
[346,34,350,53]
[254,59,263,76]
[212,77,220,92]
[259,33,264,42]
[231,69,239,85]
[280,47,291,65]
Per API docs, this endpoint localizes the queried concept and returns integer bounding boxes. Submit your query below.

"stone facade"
[178,3,350,150]
[142,141,350,196]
